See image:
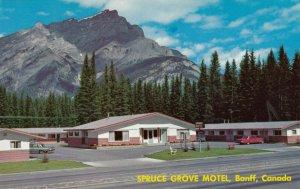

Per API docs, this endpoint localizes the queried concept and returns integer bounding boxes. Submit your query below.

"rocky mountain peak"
[0,10,199,97]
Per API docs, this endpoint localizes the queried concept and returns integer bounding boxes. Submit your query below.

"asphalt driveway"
[30,142,298,162]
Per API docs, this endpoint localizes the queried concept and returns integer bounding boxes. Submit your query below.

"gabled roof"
[65,112,195,131]
[202,121,300,130]
[0,128,45,139]
[15,127,71,134]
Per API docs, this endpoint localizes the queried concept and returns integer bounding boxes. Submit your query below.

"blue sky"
[1,0,300,66]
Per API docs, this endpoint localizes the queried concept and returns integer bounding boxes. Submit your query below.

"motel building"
[0,128,44,163]
[15,128,71,143]
[202,121,300,143]
[65,112,196,148]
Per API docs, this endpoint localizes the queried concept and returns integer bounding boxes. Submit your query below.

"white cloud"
[228,17,247,28]
[37,11,49,16]
[211,37,234,44]
[246,35,264,45]
[175,47,196,57]
[202,47,273,67]
[255,7,276,15]
[203,47,245,67]
[240,28,252,36]
[63,0,109,8]
[184,14,202,23]
[262,3,300,32]
[142,26,179,46]
[63,0,219,24]
[200,15,223,29]
[65,10,75,16]
[255,48,275,60]
[0,33,4,38]
[262,21,286,31]
[194,43,205,51]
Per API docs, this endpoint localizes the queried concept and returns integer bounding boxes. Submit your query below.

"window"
[219,131,225,135]
[143,130,148,139]
[69,132,73,136]
[154,130,158,137]
[292,130,297,135]
[208,131,214,135]
[74,132,79,136]
[176,129,190,139]
[109,131,129,141]
[274,130,282,136]
[38,134,45,137]
[10,141,21,149]
[251,130,258,135]
[237,130,244,135]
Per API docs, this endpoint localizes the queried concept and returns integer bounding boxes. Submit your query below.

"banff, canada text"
[137,174,292,183]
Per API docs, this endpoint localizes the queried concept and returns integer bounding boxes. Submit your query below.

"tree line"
[76,45,300,125]
[0,88,76,127]
[1,45,300,127]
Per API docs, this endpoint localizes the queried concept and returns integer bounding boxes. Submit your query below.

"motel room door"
[226,130,234,141]
[161,129,167,144]
[143,129,159,144]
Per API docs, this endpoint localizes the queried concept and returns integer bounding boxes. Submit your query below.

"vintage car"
[29,143,55,154]
[236,135,264,144]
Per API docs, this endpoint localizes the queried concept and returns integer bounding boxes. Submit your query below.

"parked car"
[30,143,55,154]
[236,135,264,144]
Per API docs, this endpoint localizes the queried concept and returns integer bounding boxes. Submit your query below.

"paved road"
[2,150,300,189]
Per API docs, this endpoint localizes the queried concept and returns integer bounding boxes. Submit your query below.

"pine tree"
[238,50,253,121]
[88,52,100,121]
[101,64,112,117]
[197,60,210,122]
[208,51,223,122]
[0,85,8,116]
[109,61,117,115]
[115,74,130,115]
[290,51,300,119]
[222,61,232,120]
[76,54,91,124]
[182,78,193,122]
[265,50,280,120]
[162,75,170,114]
[277,45,291,120]
[170,75,182,119]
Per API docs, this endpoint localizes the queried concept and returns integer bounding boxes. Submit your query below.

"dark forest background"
[1,45,300,128]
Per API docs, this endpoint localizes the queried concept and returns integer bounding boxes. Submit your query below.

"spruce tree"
[290,51,300,120]
[162,75,170,114]
[182,78,193,122]
[277,46,291,120]
[88,52,100,121]
[265,50,280,120]
[222,61,232,120]
[208,51,223,122]
[197,60,210,122]
[76,54,91,124]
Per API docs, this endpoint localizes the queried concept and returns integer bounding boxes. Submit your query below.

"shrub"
[42,152,49,163]
[206,143,210,151]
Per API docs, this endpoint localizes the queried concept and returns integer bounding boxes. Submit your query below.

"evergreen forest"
[1,45,300,128]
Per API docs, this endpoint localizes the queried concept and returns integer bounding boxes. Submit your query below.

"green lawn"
[145,148,271,160]
[0,160,88,174]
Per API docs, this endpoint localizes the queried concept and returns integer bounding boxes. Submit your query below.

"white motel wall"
[0,129,43,162]
[66,113,197,147]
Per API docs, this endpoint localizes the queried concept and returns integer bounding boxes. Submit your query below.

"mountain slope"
[0,10,199,97]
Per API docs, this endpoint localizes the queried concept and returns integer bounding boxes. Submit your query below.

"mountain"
[0,10,199,97]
